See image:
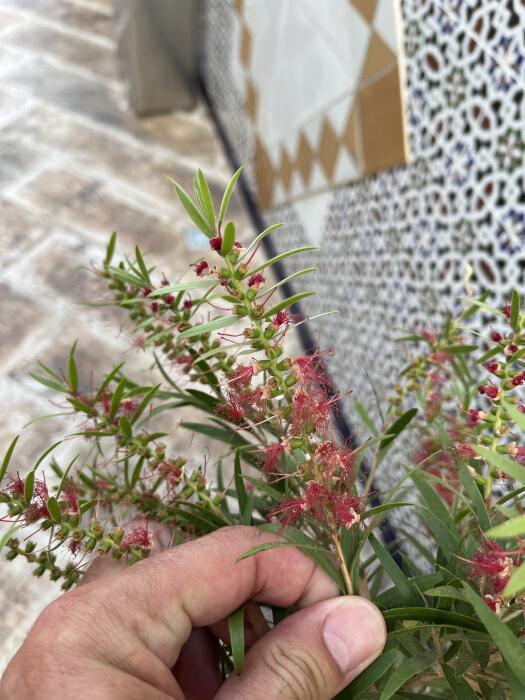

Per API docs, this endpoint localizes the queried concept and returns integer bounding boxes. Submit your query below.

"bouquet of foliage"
[3,168,525,697]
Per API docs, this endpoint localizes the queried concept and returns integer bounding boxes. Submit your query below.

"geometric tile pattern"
[201,0,525,552]
[232,0,409,208]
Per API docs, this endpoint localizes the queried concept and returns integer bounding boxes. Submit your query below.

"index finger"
[116,525,339,667]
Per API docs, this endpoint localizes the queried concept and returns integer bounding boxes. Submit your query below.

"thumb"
[217,596,386,700]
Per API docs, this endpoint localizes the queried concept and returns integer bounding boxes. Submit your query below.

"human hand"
[0,525,386,699]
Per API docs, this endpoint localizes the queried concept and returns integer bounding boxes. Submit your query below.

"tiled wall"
[232,0,409,208]
[201,1,525,512]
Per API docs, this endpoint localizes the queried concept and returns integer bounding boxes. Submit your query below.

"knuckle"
[259,640,329,700]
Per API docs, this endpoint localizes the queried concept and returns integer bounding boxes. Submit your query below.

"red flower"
[467,409,481,426]
[454,442,477,459]
[478,384,499,399]
[490,330,503,342]
[502,304,511,319]
[292,351,331,389]
[260,443,285,474]
[268,498,304,526]
[121,526,151,550]
[183,299,193,310]
[227,364,254,389]
[164,294,175,305]
[151,302,159,313]
[486,361,501,375]
[64,483,79,514]
[248,273,265,288]
[469,540,514,595]
[511,372,525,386]
[505,343,519,357]
[141,287,153,298]
[194,260,209,277]
[272,310,292,329]
[210,235,222,252]
[5,473,24,497]
[332,493,364,528]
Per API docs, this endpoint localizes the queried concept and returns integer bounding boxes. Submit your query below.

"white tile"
[272,180,286,207]
[289,170,305,200]
[333,146,361,184]
[303,114,324,152]
[374,0,401,54]
[295,191,332,246]
[328,93,356,138]
[309,161,329,193]
[230,14,246,95]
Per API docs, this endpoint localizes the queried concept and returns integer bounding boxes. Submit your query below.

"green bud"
[246,288,256,301]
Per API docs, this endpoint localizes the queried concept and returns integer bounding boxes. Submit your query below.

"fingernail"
[323,598,386,674]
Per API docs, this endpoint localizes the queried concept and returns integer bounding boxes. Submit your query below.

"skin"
[0,525,386,699]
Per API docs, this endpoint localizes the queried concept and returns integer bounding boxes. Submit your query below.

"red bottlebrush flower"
[216,395,245,423]
[468,409,481,426]
[425,390,443,420]
[511,372,525,386]
[518,403,525,414]
[68,539,83,556]
[505,343,519,357]
[120,398,138,417]
[183,299,193,311]
[272,310,292,329]
[150,302,159,313]
[121,526,152,550]
[428,370,447,386]
[304,481,331,515]
[164,293,175,305]
[175,355,193,367]
[64,483,79,514]
[160,277,170,287]
[157,460,184,486]
[239,388,266,412]
[454,442,478,459]
[227,364,254,389]
[502,304,511,319]
[34,479,49,501]
[314,441,356,480]
[491,330,503,342]
[486,361,501,375]
[248,272,265,288]
[291,389,333,435]
[478,384,499,399]
[292,350,331,389]
[484,594,502,613]
[332,493,364,529]
[210,235,222,251]
[469,540,514,595]
[420,329,438,344]
[268,497,304,526]
[428,351,451,365]
[260,443,285,474]
[5,473,24,497]
[194,260,209,276]
[141,287,153,298]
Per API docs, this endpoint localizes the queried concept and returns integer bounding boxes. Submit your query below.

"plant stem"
[332,530,353,595]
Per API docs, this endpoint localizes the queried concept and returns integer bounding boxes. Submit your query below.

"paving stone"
[2,21,117,80]
[0,6,26,35]
[0,85,29,125]
[0,197,52,262]
[0,283,48,369]
[0,0,113,39]
[0,135,46,191]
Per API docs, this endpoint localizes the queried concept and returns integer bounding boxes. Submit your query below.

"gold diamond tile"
[358,67,407,176]
[254,136,275,208]
[245,78,258,120]
[342,104,361,165]
[296,132,314,185]
[361,31,397,83]
[318,118,340,182]
[351,0,378,24]
[280,147,293,192]
[240,25,252,67]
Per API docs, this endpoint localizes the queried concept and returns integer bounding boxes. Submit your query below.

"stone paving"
[0,0,254,670]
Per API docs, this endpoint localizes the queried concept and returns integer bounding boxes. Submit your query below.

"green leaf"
[423,586,467,602]
[0,435,19,484]
[148,279,217,297]
[411,472,454,530]
[354,399,378,437]
[30,373,66,393]
[221,221,235,256]
[134,246,151,285]
[369,534,421,605]
[250,246,319,275]
[476,346,501,364]
[24,471,35,503]
[504,400,525,435]
[338,649,398,698]
[68,342,79,393]
[119,416,132,439]
[196,169,216,228]
[442,664,479,699]
[104,231,117,266]
[132,384,160,422]
[239,223,284,262]
[46,496,62,523]
[379,654,435,700]
[169,178,214,237]
[110,377,127,419]
[488,515,525,539]
[94,362,125,402]
[219,166,243,224]
[177,315,238,341]
[475,446,525,485]
[380,409,418,451]
[0,524,22,552]
[262,291,316,319]
[446,344,478,354]
[234,450,251,525]
[228,606,245,674]
[463,583,525,685]
[511,289,521,332]
[503,560,525,597]
[456,460,490,530]
[362,502,413,521]
[259,268,316,297]
[383,607,485,632]
[418,508,460,560]
[108,266,144,287]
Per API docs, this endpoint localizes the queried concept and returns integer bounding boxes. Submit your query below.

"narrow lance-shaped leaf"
[104,231,117,266]
[148,279,217,298]
[487,514,525,539]
[169,178,214,238]
[337,649,398,699]
[24,471,35,503]
[110,377,127,419]
[503,560,525,598]
[258,267,316,297]
[228,606,245,674]
[463,583,525,686]
[134,246,151,285]
[380,408,418,451]
[475,446,525,486]
[511,289,520,332]
[221,221,235,256]
[196,169,216,229]
[262,291,316,319]
[46,496,62,523]
[219,165,243,224]
[177,315,238,341]
[378,653,436,700]
[0,435,19,483]
[369,533,421,605]
[68,342,79,393]
[250,246,320,275]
